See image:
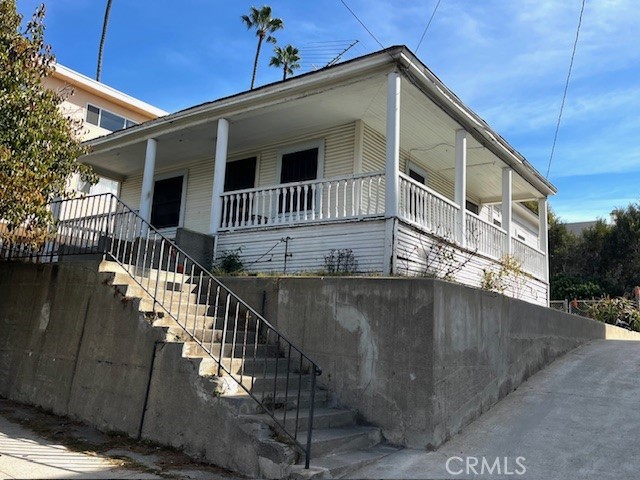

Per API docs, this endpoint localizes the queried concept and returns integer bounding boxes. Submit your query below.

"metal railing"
[0,193,322,468]
[466,212,507,260]
[399,173,459,239]
[219,172,386,231]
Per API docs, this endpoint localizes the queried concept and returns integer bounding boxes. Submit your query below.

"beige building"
[43,64,168,194]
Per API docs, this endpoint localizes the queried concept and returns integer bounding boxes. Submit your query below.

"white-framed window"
[407,161,428,186]
[86,104,137,132]
[275,140,324,214]
[492,205,502,228]
[151,171,188,231]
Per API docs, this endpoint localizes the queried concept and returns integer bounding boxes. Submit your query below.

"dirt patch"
[0,397,245,479]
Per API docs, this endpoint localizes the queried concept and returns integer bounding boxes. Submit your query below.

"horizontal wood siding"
[362,123,460,202]
[250,123,356,187]
[395,221,547,306]
[216,219,386,274]
[119,157,214,234]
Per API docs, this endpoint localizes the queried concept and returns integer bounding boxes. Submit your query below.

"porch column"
[209,118,229,235]
[139,138,157,224]
[385,71,401,218]
[454,129,467,246]
[383,72,401,275]
[501,167,513,256]
[538,197,549,284]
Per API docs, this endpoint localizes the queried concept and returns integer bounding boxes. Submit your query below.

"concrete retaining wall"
[0,262,285,477]
[222,276,640,449]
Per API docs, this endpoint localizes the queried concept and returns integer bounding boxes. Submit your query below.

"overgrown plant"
[481,255,526,298]
[409,231,478,282]
[213,247,245,275]
[583,297,640,332]
[324,248,358,274]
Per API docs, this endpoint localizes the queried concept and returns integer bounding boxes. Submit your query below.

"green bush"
[213,247,245,275]
[584,297,640,332]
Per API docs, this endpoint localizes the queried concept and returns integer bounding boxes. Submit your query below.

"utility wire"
[339,0,385,50]
[415,0,443,54]
[546,0,586,179]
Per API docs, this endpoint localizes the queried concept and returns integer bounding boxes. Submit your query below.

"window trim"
[85,103,137,132]
[406,161,428,186]
[275,139,325,186]
[151,170,188,233]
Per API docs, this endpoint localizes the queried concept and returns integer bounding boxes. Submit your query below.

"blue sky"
[16,0,640,223]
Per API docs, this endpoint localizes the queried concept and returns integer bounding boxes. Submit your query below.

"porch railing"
[0,193,321,468]
[512,237,546,279]
[466,212,507,260]
[219,172,385,231]
[399,173,458,239]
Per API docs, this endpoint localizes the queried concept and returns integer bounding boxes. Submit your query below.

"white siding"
[395,221,547,306]
[361,123,464,203]
[119,157,214,234]
[216,219,386,274]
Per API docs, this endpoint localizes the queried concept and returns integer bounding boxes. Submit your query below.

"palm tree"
[241,6,283,89]
[269,45,301,81]
[96,0,113,82]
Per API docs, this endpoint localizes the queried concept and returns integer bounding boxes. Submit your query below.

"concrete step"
[296,427,382,458]
[139,298,210,317]
[153,315,216,330]
[182,341,277,359]
[298,444,401,479]
[248,407,357,433]
[217,356,311,376]
[168,326,258,345]
[224,388,329,414]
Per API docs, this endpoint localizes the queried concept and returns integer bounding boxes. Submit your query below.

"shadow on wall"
[221,276,640,449]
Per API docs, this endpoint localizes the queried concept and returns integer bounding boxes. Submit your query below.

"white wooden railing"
[399,173,459,240]
[219,172,385,230]
[466,212,507,259]
[512,237,546,279]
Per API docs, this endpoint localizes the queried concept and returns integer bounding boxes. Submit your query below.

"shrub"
[584,297,640,332]
[213,247,245,275]
[324,249,358,274]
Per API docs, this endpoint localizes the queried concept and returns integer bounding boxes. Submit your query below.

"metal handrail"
[0,193,322,468]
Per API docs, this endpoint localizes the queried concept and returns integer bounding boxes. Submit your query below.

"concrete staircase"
[99,260,399,478]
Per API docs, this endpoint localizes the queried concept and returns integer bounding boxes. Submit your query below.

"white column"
[454,129,467,245]
[383,72,401,276]
[501,167,513,256]
[385,72,401,218]
[139,138,157,224]
[538,197,549,283]
[209,118,229,235]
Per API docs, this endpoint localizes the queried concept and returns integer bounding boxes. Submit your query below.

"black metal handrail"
[0,193,321,468]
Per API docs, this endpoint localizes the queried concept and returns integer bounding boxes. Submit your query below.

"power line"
[338,0,385,50]
[415,0,443,54]
[546,0,586,179]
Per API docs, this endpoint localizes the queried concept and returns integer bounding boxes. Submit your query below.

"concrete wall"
[221,276,640,449]
[0,262,288,477]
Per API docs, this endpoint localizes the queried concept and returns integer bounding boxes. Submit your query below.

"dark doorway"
[151,176,184,229]
[224,157,257,225]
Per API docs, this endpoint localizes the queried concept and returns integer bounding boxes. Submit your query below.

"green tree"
[241,5,283,89]
[269,44,301,80]
[0,1,94,243]
[96,0,113,82]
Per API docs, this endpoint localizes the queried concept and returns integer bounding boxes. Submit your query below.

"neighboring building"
[80,46,556,305]
[43,63,168,194]
[565,221,598,236]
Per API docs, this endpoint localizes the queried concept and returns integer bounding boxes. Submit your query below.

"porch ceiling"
[82,71,541,201]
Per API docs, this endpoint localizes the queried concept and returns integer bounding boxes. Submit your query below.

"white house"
[80,46,556,306]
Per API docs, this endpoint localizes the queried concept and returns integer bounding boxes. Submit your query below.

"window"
[151,175,185,229]
[86,104,137,132]
[466,200,479,215]
[224,157,257,224]
[407,162,428,186]
[276,142,323,213]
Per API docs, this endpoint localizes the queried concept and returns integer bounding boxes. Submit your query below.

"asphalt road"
[347,340,640,480]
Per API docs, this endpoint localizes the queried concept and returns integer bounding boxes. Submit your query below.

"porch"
[215,169,547,281]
